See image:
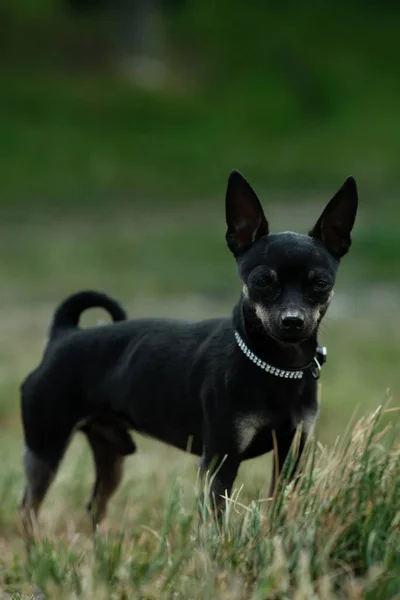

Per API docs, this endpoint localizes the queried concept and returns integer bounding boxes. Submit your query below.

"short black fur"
[20,172,358,533]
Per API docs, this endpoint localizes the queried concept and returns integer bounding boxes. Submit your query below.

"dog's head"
[226,171,358,344]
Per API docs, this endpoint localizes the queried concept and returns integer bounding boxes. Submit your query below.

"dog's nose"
[281,314,304,330]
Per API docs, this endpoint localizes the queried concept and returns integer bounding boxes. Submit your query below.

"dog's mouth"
[277,330,310,343]
[266,324,314,345]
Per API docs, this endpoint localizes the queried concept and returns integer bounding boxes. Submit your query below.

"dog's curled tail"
[49,290,127,341]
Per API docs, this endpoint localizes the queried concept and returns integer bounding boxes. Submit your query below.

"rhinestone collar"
[234,331,327,380]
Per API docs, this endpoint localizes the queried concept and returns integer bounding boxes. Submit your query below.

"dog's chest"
[234,412,270,453]
[234,405,317,454]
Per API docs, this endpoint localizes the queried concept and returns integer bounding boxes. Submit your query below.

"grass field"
[0,398,399,598]
[2,2,400,596]
[0,204,399,598]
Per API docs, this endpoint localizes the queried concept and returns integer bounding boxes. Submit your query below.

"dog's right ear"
[225,170,269,255]
[309,176,358,259]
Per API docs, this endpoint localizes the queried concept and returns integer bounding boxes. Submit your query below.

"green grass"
[0,408,399,598]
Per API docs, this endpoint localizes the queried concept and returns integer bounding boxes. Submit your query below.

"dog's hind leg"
[19,446,63,542]
[84,424,136,531]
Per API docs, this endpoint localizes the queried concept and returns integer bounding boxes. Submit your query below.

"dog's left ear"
[309,176,358,258]
[226,170,269,255]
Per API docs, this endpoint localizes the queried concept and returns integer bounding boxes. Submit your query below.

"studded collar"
[234,330,327,380]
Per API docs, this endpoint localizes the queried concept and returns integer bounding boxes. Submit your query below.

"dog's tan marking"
[20,447,57,546]
[255,303,269,325]
[296,407,319,435]
[317,290,335,320]
[235,413,269,453]
[301,410,317,434]
[242,284,249,298]
[267,269,278,282]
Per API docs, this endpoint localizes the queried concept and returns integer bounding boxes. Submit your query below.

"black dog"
[20,171,358,534]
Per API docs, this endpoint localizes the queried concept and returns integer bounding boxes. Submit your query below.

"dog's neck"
[233,298,318,370]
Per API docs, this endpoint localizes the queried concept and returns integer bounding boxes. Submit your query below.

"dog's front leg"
[268,429,307,498]
[199,442,240,516]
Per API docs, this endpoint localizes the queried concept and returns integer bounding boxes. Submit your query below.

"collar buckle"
[311,345,327,380]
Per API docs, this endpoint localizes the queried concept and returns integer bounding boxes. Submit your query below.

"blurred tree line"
[1,0,400,203]
[64,0,185,86]
[2,1,399,84]
[1,0,399,99]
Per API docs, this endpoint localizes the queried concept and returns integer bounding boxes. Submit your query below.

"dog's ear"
[309,176,358,258]
[226,170,269,255]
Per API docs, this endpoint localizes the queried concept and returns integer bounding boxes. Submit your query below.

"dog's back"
[22,312,234,457]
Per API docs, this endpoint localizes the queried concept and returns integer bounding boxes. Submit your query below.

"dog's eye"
[313,279,330,290]
[254,275,273,287]
[250,270,277,289]
[308,278,331,297]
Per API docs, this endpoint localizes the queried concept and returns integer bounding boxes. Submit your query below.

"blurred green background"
[0,0,400,447]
